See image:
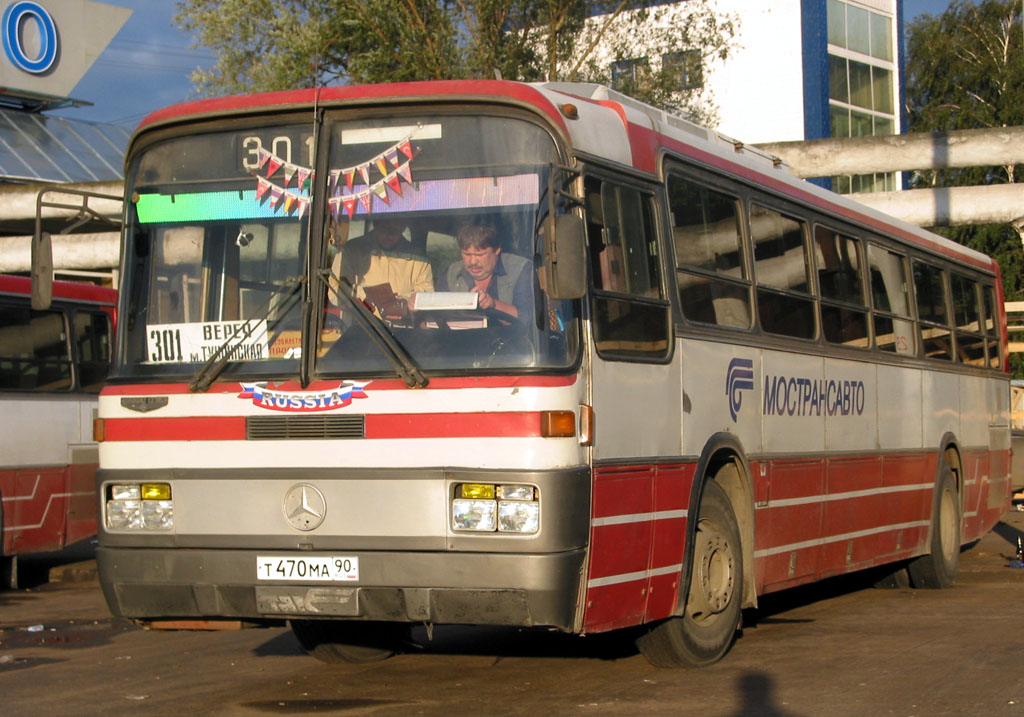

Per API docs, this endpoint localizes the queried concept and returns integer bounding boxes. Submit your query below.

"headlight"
[106,483,173,530]
[498,500,540,533]
[451,483,539,534]
[106,499,142,529]
[452,499,497,531]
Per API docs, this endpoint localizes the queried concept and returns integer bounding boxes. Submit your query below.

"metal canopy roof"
[0,109,129,184]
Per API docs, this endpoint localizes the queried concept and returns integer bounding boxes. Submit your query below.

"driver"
[438,224,531,320]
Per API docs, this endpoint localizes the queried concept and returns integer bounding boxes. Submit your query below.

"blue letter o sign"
[2,2,57,74]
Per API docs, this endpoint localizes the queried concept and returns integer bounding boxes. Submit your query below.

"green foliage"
[907,0,1024,133]
[174,0,737,119]
[907,0,1024,374]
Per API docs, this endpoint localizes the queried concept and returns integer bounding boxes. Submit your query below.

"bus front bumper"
[97,546,586,631]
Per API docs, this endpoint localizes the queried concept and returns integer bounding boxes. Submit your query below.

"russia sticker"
[238,381,370,412]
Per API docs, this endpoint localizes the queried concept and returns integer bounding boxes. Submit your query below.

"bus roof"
[135,80,996,275]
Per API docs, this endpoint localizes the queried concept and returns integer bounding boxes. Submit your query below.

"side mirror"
[543,214,586,300]
[31,230,53,310]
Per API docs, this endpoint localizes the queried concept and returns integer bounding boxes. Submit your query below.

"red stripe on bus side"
[583,463,694,632]
[365,412,543,439]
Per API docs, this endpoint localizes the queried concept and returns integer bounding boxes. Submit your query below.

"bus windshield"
[117,112,579,381]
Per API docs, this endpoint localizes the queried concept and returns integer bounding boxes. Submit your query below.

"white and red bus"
[0,274,116,587]
[86,81,1010,667]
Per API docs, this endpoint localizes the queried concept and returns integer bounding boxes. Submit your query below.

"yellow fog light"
[141,483,171,500]
[460,483,495,499]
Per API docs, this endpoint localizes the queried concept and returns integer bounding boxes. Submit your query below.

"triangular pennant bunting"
[255,176,271,202]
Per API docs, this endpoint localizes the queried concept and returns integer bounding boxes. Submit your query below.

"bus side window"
[0,304,71,391]
[666,173,751,329]
[750,204,815,339]
[814,226,868,348]
[585,175,670,360]
[950,273,986,366]
[982,285,1001,369]
[912,259,953,361]
[867,244,914,355]
[74,310,112,392]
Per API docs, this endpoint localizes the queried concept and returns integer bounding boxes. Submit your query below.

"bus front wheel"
[907,462,960,589]
[636,480,742,668]
[290,619,409,664]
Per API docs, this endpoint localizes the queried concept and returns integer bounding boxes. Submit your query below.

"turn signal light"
[93,417,105,442]
[541,410,575,438]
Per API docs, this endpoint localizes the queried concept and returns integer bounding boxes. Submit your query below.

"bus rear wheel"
[636,480,742,668]
[907,462,960,589]
[290,619,409,664]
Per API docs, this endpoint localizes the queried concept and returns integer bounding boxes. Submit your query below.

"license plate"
[256,556,359,582]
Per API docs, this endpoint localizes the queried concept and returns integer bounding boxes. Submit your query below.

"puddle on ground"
[0,618,137,650]
[0,655,65,673]
[240,699,409,713]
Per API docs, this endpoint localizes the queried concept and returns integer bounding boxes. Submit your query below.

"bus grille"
[246,415,366,440]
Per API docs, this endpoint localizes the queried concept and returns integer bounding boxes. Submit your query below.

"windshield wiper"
[317,270,428,389]
[188,276,304,393]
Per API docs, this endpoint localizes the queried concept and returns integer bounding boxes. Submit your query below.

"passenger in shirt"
[438,224,531,320]
[329,217,433,319]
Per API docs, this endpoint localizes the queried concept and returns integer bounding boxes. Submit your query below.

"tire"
[636,480,742,668]
[907,461,960,589]
[290,619,408,664]
[872,563,910,589]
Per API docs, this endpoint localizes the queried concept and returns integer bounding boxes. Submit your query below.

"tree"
[175,0,737,121]
[906,0,1024,373]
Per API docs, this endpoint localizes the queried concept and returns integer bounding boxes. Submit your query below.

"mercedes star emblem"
[283,483,327,531]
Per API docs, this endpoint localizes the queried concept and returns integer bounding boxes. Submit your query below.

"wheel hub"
[690,528,735,618]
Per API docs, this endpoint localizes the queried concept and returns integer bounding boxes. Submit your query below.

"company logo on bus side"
[238,381,369,412]
[726,358,755,422]
[727,359,867,421]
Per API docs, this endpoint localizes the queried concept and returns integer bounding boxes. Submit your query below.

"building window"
[662,50,702,91]
[826,0,898,194]
[611,59,644,94]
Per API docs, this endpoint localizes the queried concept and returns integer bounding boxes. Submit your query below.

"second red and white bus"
[0,274,116,587]
[86,80,1010,666]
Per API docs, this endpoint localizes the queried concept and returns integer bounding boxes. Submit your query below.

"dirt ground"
[1,507,1022,716]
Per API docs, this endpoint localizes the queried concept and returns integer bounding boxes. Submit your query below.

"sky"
[50,0,214,127]
[49,0,958,131]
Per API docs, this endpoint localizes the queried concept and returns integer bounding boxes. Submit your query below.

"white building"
[602,0,904,193]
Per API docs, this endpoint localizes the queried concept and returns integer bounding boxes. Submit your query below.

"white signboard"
[146,320,270,364]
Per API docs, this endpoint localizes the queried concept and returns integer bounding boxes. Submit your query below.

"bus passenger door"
[581,174,682,632]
